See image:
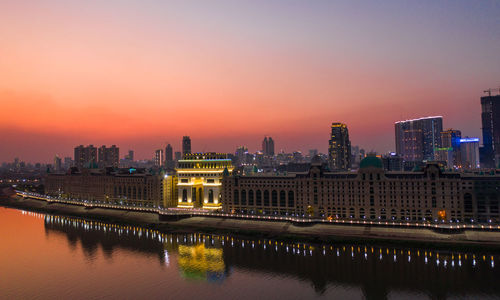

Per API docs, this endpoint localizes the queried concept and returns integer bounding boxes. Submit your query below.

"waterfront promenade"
[2,191,500,247]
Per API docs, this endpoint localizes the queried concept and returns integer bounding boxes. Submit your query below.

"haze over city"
[1,0,500,163]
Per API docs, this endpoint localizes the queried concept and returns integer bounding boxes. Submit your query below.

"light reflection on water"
[1,208,500,299]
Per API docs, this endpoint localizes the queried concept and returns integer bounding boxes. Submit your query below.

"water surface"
[0,207,499,299]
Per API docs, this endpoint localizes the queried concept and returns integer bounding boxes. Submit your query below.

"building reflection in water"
[38,211,500,299]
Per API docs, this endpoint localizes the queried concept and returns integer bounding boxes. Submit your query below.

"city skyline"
[1,1,500,163]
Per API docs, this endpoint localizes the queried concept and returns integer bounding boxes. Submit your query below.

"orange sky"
[1,1,499,162]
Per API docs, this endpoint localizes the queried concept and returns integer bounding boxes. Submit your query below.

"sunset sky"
[1,0,499,163]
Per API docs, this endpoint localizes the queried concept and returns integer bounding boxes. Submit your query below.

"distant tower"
[165,143,173,162]
[182,136,191,157]
[261,136,275,156]
[328,123,351,170]
[53,155,62,171]
[154,149,164,167]
[480,94,500,168]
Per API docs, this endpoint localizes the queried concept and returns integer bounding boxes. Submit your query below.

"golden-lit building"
[162,171,178,208]
[176,153,233,210]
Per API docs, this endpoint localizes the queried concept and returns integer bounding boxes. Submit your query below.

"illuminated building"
[222,156,500,223]
[262,137,275,156]
[436,129,461,169]
[74,145,97,169]
[154,149,164,167]
[395,116,443,162]
[480,95,500,168]
[176,153,233,210]
[328,123,351,170]
[162,171,178,208]
[460,137,480,169]
[182,136,191,157]
[98,145,119,168]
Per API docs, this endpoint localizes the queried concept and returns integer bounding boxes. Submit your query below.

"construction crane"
[483,87,500,96]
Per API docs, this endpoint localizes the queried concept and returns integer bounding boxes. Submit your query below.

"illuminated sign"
[459,138,479,143]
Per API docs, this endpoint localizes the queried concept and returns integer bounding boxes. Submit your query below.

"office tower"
[328,123,352,170]
[98,145,119,168]
[480,94,500,168]
[74,145,98,169]
[235,146,248,165]
[165,144,173,162]
[53,155,62,171]
[154,149,164,167]
[182,136,191,157]
[460,137,480,169]
[437,129,462,169]
[395,116,443,162]
[262,137,275,156]
[125,150,134,161]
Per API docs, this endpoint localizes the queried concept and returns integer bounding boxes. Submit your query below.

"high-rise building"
[460,137,480,169]
[182,136,191,157]
[53,155,62,172]
[74,145,98,169]
[261,137,275,156]
[328,123,351,170]
[381,153,403,171]
[480,94,500,168]
[98,145,119,168]
[154,149,164,167]
[395,116,443,162]
[125,150,134,161]
[63,157,73,170]
[165,144,173,162]
[437,129,461,169]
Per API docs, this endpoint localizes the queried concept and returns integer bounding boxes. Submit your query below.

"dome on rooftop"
[359,156,383,169]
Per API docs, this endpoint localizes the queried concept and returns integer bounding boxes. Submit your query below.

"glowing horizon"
[1,0,500,163]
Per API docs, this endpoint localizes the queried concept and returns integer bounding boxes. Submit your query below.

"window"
[288,191,294,207]
[234,190,239,205]
[241,190,247,206]
[208,189,214,203]
[256,190,262,206]
[271,190,277,207]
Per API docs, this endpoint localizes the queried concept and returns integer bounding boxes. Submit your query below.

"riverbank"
[3,196,500,250]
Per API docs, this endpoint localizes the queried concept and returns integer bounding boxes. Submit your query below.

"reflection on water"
[4,209,500,299]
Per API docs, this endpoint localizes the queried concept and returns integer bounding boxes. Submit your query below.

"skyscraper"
[125,150,134,161]
[437,129,461,169]
[53,155,62,172]
[328,123,351,170]
[261,137,275,156]
[182,136,191,157]
[460,137,480,169]
[480,94,500,168]
[395,116,443,162]
[74,145,97,169]
[154,149,164,167]
[165,144,173,162]
[98,145,119,168]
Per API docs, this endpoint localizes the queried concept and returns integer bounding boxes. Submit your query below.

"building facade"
[395,116,443,162]
[328,123,351,170]
[176,153,233,210]
[45,168,164,207]
[222,157,500,223]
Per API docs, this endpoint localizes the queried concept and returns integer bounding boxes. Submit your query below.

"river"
[0,206,499,299]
